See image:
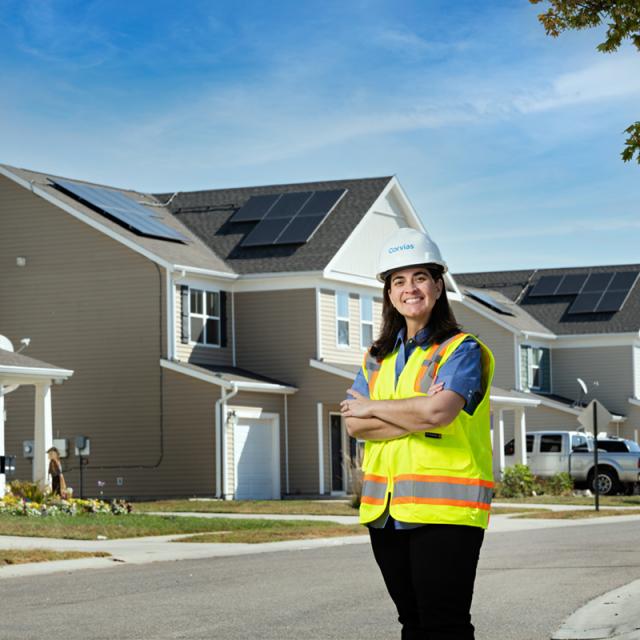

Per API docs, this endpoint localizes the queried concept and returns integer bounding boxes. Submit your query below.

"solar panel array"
[231,189,346,247]
[466,291,515,316]
[529,271,639,314]
[51,178,188,243]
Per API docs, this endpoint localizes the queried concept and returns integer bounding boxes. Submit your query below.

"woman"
[340,227,494,640]
[47,446,67,498]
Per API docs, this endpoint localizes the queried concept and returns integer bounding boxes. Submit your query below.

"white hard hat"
[376,227,447,282]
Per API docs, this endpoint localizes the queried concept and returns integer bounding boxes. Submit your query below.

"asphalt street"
[1,520,639,640]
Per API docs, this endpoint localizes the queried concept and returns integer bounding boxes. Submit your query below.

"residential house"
[1,162,637,498]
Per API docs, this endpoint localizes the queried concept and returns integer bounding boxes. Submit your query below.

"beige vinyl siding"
[634,346,640,399]
[452,301,515,389]
[236,288,358,494]
[552,346,633,415]
[0,175,203,498]
[319,288,382,364]
[495,406,578,448]
[174,284,233,366]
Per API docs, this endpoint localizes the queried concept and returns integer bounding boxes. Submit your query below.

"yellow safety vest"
[359,332,495,529]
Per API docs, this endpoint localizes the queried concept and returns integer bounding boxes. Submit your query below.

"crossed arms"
[340,385,465,442]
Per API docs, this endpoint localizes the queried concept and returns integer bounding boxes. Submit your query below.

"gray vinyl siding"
[0,175,193,498]
[174,284,234,366]
[496,406,578,447]
[235,288,356,495]
[452,302,516,389]
[552,346,633,415]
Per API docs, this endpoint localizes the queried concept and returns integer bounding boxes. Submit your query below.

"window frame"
[521,344,551,392]
[360,295,373,349]
[188,287,222,348]
[336,290,350,348]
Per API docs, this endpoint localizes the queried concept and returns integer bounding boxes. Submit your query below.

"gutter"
[215,383,238,500]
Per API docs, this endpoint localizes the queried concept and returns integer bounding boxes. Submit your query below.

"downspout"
[215,383,238,499]
[284,394,290,495]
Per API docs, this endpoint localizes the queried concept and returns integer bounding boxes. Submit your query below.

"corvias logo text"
[388,243,415,254]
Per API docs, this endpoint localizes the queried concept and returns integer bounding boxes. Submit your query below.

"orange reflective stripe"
[391,496,491,511]
[363,473,387,483]
[393,474,494,489]
[360,496,387,505]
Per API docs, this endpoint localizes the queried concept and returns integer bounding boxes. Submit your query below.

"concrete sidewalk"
[2,507,640,579]
[552,579,640,640]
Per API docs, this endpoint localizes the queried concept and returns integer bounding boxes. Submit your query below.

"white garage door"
[233,416,279,500]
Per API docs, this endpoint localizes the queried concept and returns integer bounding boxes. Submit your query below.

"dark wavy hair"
[369,266,461,360]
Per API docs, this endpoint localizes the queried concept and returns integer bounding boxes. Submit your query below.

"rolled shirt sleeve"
[346,369,370,401]
[434,338,483,415]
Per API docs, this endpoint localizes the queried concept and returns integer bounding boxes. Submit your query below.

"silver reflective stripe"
[393,480,492,505]
[362,480,388,501]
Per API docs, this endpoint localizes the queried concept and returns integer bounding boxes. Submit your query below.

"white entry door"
[233,415,280,500]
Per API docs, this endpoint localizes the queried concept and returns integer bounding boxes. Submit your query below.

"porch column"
[317,402,325,495]
[33,383,53,487]
[0,390,5,496]
[514,408,527,466]
[492,408,505,480]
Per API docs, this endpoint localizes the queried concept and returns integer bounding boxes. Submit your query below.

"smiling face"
[387,266,443,330]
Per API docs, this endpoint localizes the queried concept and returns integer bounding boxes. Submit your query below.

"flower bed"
[0,493,132,517]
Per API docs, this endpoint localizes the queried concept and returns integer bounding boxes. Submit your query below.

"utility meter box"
[22,438,70,458]
[74,436,90,456]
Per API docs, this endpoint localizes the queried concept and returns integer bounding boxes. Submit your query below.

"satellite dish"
[577,378,588,395]
[0,335,14,352]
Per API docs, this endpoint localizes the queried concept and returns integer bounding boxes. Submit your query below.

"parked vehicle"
[503,431,640,495]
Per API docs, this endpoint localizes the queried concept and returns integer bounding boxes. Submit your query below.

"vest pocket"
[411,432,472,472]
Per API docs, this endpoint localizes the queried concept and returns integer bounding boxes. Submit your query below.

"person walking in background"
[47,446,67,498]
[341,227,495,640]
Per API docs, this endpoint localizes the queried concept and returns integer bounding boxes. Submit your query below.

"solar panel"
[529,275,563,297]
[297,189,345,217]
[52,179,187,243]
[568,292,602,314]
[582,272,614,293]
[263,192,313,220]
[555,274,587,295]
[276,215,325,245]
[595,290,629,313]
[466,291,515,316]
[609,270,639,290]
[239,188,347,248]
[241,218,290,247]
[231,194,280,222]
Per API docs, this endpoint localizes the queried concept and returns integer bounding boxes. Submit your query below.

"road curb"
[552,578,640,639]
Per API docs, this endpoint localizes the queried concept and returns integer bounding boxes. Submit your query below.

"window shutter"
[180,285,189,344]
[220,291,227,348]
[520,346,529,390]
[539,348,551,393]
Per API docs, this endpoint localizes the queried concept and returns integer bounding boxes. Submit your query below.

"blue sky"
[1,0,639,273]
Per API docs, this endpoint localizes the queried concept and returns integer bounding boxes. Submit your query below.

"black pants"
[369,521,485,640]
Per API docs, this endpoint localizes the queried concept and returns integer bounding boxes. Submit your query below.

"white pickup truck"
[504,430,640,495]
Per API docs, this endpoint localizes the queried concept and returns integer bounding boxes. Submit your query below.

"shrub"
[8,480,46,503]
[497,464,536,498]
[545,472,574,496]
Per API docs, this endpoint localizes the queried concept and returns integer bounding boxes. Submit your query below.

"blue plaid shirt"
[349,326,483,529]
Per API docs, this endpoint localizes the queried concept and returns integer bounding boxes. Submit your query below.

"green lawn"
[514,508,640,520]
[0,513,363,541]
[0,549,111,565]
[133,499,357,516]
[494,495,640,507]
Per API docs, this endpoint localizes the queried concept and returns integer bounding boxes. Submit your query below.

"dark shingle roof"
[155,176,392,274]
[455,264,640,335]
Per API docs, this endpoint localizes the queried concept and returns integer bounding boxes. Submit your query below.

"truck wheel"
[589,469,619,495]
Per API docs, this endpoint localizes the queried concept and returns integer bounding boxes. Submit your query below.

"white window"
[189,288,221,346]
[336,291,350,347]
[361,296,373,349]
